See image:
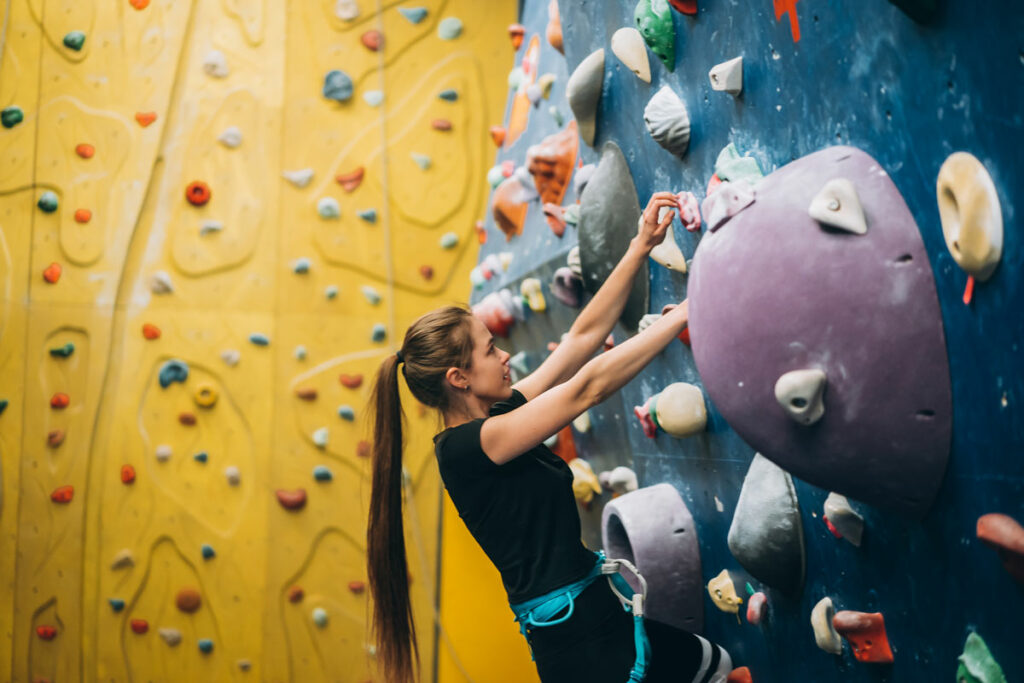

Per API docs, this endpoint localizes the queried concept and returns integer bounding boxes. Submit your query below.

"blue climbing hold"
[201,544,215,559]
[249,332,270,346]
[398,6,428,23]
[438,89,459,101]
[109,598,125,612]
[158,360,189,388]
[337,405,355,421]
[193,451,208,463]
[357,208,377,223]
[371,323,387,342]
[323,70,354,102]
[293,257,311,274]
[313,465,333,482]
[198,638,214,654]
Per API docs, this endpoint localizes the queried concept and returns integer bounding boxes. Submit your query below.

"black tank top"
[433,390,596,603]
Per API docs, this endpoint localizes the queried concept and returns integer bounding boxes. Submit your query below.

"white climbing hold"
[159,627,183,646]
[202,49,229,78]
[567,246,582,276]
[499,251,514,271]
[809,178,868,235]
[199,220,223,236]
[294,345,307,360]
[439,231,458,249]
[149,270,174,294]
[363,90,384,107]
[361,285,382,305]
[317,197,340,219]
[224,465,241,486]
[437,17,463,40]
[708,56,743,95]
[572,410,591,433]
[111,548,135,570]
[702,181,756,232]
[312,606,329,627]
[411,153,432,170]
[220,349,241,366]
[648,212,688,272]
[644,86,691,159]
[283,168,314,188]
[811,597,843,655]
[312,427,329,448]
[638,313,661,333]
[610,27,651,83]
[824,492,865,546]
[218,126,242,148]
[599,466,639,494]
[335,0,359,21]
[774,368,827,426]
[155,444,173,462]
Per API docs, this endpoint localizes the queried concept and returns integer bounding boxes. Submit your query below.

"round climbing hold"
[439,232,458,249]
[322,70,354,102]
[121,464,136,483]
[130,619,148,634]
[325,285,339,299]
[288,586,304,603]
[43,262,62,284]
[1,106,24,128]
[201,544,215,559]
[47,430,65,448]
[50,485,74,503]
[361,29,383,51]
[142,323,161,339]
[312,427,328,448]
[438,17,463,40]
[158,359,189,388]
[134,111,157,127]
[185,181,211,206]
[130,0,150,9]
[108,598,125,611]
[36,625,58,640]
[49,342,75,358]
[294,345,307,360]
[198,639,214,654]
[155,444,172,462]
[38,191,59,213]
[176,587,202,613]
[317,197,340,219]
[224,466,241,485]
[339,373,362,388]
[293,257,311,274]
[194,383,219,408]
[371,323,387,342]
[179,412,197,426]
[313,465,333,481]
[63,31,86,51]
[276,488,307,510]
[419,265,434,280]
[508,23,526,48]
[74,208,92,223]
[50,392,70,409]
[75,143,95,159]
[311,607,328,627]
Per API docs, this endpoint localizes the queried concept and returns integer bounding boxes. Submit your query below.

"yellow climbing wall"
[0,0,518,680]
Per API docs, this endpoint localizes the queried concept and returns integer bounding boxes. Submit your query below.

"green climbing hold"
[438,89,459,101]
[634,0,675,72]
[63,31,86,51]
[1,106,24,128]
[38,191,59,213]
[957,632,1006,683]
[49,342,75,358]
[714,142,764,184]
[158,359,189,388]
[745,581,755,596]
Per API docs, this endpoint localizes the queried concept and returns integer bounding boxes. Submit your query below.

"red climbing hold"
[773,0,801,42]
[276,488,307,510]
[833,611,894,663]
[668,0,698,14]
[508,23,526,49]
[360,29,383,51]
[603,334,615,351]
[50,485,74,503]
[633,402,658,439]
[142,323,161,339]
[356,440,371,458]
[47,430,65,448]
[419,265,434,280]
[962,275,975,306]
[74,208,91,223]
[348,580,366,594]
[336,167,364,192]
[36,625,57,640]
[678,325,691,346]
[185,181,211,206]
[475,220,487,244]
[134,111,157,127]
[130,618,149,634]
[50,392,70,409]
[490,126,506,147]
[431,118,453,131]
[727,667,753,683]
[706,173,722,196]
[75,143,95,159]
[295,387,318,400]
[288,586,304,603]
[823,515,843,539]
[179,412,197,426]
[543,203,567,237]
[339,373,363,389]
[43,263,62,284]
[130,0,150,9]
[121,464,136,484]
[746,592,767,625]
[977,513,1024,584]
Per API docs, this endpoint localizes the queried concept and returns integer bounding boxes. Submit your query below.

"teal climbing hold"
[371,323,387,342]
[0,399,8,416]
[325,285,338,299]
[109,598,125,612]
[294,345,307,360]
[49,342,75,358]
[198,639,214,654]
[158,359,189,388]
[438,17,463,40]
[357,208,377,223]
[322,70,354,102]
[337,405,355,421]
[1,106,24,128]
[249,332,270,346]
[714,142,764,184]
[398,7,428,24]
[438,89,459,101]
[63,31,86,51]
[37,191,59,213]
[201,544,215,559]
[957,632,1007,683]
[411,153,432,170]
[745,582,755,596]
[293,257,311,274]
[313,465,333,482]
[361,285,382,305]
[193,451,208,463]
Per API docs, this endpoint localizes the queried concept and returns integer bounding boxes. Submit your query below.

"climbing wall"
[0,0,514,680]
[468,1,1023,681]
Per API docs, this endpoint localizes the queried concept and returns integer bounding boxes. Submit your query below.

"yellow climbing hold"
[194,383,219,408]
[707,569,743,614]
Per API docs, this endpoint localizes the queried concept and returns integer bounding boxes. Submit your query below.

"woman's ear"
[445,366,469,392]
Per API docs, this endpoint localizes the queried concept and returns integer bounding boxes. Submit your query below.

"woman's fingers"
[657,210,675,231]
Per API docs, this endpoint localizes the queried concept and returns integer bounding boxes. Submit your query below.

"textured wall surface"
[472,0,1022,681]
[0,1,514,681]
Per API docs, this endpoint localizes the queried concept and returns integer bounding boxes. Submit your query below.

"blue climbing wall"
[472,1,1023,681]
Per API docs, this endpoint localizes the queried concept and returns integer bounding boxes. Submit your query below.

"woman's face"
[460,315,513,404]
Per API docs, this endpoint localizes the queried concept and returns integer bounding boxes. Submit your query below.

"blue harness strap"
[510,552,651,682]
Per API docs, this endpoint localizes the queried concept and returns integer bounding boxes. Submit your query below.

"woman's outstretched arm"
[514,191,680,401]
[482,301,689,464]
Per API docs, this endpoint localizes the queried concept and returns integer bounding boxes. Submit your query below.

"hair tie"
[395,349,404,363]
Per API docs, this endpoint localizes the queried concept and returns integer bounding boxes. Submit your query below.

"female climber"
[367,191,732,683]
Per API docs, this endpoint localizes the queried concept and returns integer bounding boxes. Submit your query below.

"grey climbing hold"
[158,360,189,388]
[566,49,605,146]
[323,70,354,102]
[221,349,241,366]
[399,7,428,24]
[199,220,223,236]
[38,191,59,213]
[823,492,864,546]
[727,454,806,594]
[155,444,173,462]
[217,126,242,148]
[203,50,229,78]
[224,465,241,485]
[774,368,827,425]
[809,178,868,235]
[283,168,314,188]
[709,56,744,95]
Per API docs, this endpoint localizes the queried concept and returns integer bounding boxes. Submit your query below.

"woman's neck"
[443,396,493,429]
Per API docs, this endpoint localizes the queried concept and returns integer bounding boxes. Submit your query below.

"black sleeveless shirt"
[433,390,596,604]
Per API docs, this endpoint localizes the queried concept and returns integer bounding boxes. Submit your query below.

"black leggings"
[524,578,705,683]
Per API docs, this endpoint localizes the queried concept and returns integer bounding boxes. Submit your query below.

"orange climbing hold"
[288,586,304,602]
[43,262,62,284]
[50,392,70,409]
[295,387,318,400]
[121,464,136,484]
[549,425,577,463]
[546,0,563,54]
[134,111,157,127]
[47,430,65,448]
[491,177,529,240]
[727,667,753,683]
[977,513,1024,584]
[336,167,364,192]
[276,488,307,510]
[348,580,366,594]
[833,611,894,663]
[179,412,197,426]
[50,485,74,503]
[356,440,371,458]
[175,587,202,613]
[130,618,148,634]
[962,275,975,305]
[129,0,150,9]
[508,23,526,49]
[490,126,506,147]
[185,181,211,206]
[75,143,95,159]
[773,0,801,42]
[74,208,91,223]
[475,220,487,244]
[36,625,57,640]
[142,323,161,339]
[419,265,434,280]
[527,121,579,207]
[506,35,540,147]
[339,373,363,389]
[431,118,452,131]
[360,30,383,51]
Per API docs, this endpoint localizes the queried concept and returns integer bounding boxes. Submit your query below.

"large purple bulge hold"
[689,146,952,519]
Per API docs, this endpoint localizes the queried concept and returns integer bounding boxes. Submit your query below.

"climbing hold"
[121,465,136,483]
[438,88,458,101]
[669,0,698,13]
[563,203,580,227]
[201,544,216,559]
[1,106,24,128]
[811,597,843,654]
[294,345,307,360]
[74,208,92,223]
[111,548,135,569]
[371,323,387,342]
[361,284,382,305]
[217,126,242,148]
[142,323,161,340]
[635,0,676,70]
[312,607,329,627]
[224,466,241,485]
[202,50,229,78]
[42,262,62,284]
[249,332,270,346]
[610,28,651,83]
[678,191,701,232]
[50,485,74,503]
[198,639,214,654]
[158,627,182,646]
[508,351,530,380]
[334,0,359,20]
[317,197,340,219]
[598,466,638,495]
[937,152,1003,282]
[338,405,355,421]
[283,168,314,188]
[36,625,57,640]
[361,29,383,51]
[323,70,354,102]
[185,181,211,206]
[546,0,564,52]
[399,7,428,24]
[709,56,744,95]
[75,143,95,159]
[648,216,688,272]
[193,383,218,408]
[726,668,753,683]
[537,73,557,100]
[176,587,202,613]
[325,284,339,299]
[634,383,706,438]
[572,410,591,433]
[193,451,207,463]
[774,368,827,425]
[439,231,458,249]
[312,427,329,448]
[746,591,767,625]
[348,580,366,594]
[134,111,157,127]
[357,208,378,223]
[288,586,304,602]
[568,457,602,506]
[823,493,864,546]
[574,164,596,198]
[566,49,605,147]
[701,181,756,232]
[431,118,452,132]
[363,90,384,107]
[178,412,197,426]
[551,267,584,308]
[313,465,333,482]
[520,278,546,312]
[548,105,565,127]
[437,17,463,40]
[155,444,172,462]
[238,660,252,671]
[38,191,59,213]
[957,632,1007,683]
[644,86,691,158]
[809,178,868,235]
[293,257,311,274]
[976,513,1024,584]
[489,126,506,147]
[728,453,805,594]
[130,619,149,634]
[357,440,371,457]
[220,349,240,366]
[296,387,317,401]
[508,23,525,49]
[336,167,364,192]
[527,122,579,208]
[833,611,894,663]
[109,598,125,612]
[411,153,432,170]
[50,392,70,409]
[47,430,65,448]
[707,569,743,614]
[715,143,764,184]
[63,30,86,50]
[339,374,363,388]
[486,164,506,188]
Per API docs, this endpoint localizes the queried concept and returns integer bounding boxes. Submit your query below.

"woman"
[368,192,732,682]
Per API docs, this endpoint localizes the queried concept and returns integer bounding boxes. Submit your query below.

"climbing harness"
[510,551,651,682]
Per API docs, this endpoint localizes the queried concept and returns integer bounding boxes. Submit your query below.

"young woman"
[368,192,732,683]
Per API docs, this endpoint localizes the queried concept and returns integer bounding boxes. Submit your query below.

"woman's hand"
[634,191,680,253]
